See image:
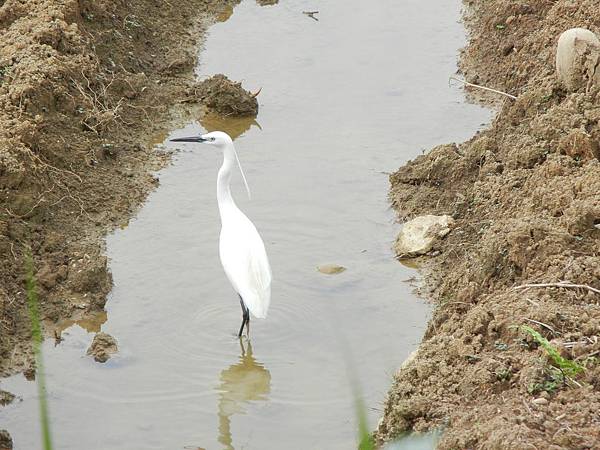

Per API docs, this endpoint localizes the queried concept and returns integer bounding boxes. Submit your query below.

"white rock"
[556,28,600,91]
[394,215,454,257]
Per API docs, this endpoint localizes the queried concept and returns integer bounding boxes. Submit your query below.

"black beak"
[170,136,207,143]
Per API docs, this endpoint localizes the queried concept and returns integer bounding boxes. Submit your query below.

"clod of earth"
[394,215,454,257]
[317,264,347,275]
[0,391,14,407]
[86,332,118,363]
[0,429,12,450]
[557,129,600,161]
[555,28,600,91]
[193,74,259,117]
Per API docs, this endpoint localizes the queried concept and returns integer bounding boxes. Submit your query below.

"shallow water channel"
[1,1,490,449]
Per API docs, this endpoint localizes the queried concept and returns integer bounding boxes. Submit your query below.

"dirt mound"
[193,74,259,116]
[0,0,241,378]
[0,429,12,450]
[0,391,14,407]
[376,1,600,449]
[86,332,118,363]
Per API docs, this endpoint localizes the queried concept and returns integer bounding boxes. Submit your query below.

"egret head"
[170,131,232,147]
[170,130,251,199]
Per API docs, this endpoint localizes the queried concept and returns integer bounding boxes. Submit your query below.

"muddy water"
[1,1,490,449]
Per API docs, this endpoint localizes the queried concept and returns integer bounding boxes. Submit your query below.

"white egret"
[171,131,272,337]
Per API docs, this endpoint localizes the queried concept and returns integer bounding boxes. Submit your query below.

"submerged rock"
[394,215,454,257]
[556,28,600,91]
[317,264,346,275]
[87,332,118,363]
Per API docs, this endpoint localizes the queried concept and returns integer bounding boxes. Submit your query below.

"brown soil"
[376,1,600,449]
[0,0,266,383]
[0,429,12,450]
[86,331,117,363]
[190,73,259,116]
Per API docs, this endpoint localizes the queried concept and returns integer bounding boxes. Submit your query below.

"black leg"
[238,295,249,338]
[238,312,246,338]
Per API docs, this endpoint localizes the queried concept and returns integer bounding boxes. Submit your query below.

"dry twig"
[449,76,518,100]
[524,318,556,334]
[514,282,600,295]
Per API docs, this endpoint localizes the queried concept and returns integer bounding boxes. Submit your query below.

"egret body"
[171,131,272,337]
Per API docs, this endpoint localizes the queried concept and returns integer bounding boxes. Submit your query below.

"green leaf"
[521,325,584,377]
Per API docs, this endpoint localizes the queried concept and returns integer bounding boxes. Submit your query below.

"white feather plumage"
[171,130,271,335]
[219,210,271,318]
[211,132,271,323]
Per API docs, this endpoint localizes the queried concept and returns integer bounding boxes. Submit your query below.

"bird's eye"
[210,137,216,142]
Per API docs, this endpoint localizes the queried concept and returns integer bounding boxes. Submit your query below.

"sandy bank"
[376,1,600,448]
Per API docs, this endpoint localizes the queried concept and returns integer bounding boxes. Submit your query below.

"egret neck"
[217,143,238,221]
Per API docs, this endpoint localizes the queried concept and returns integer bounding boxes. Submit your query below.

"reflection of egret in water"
[200,113,261,141]
[217,340,271,450]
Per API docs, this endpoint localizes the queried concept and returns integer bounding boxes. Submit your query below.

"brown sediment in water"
[0,0,263,382]
[376,1,600,449]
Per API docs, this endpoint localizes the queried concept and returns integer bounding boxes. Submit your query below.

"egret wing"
[243,232,272,318]
[220,214,271,318]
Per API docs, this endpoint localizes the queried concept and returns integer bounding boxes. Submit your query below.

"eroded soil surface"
[0,0,262,383]
[376,1,600,449]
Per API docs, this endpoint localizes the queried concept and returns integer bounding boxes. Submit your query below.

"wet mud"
[189,74,259,116]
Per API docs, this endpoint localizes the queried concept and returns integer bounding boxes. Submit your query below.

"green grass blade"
[521,325,584,377]
[354,386,374,450]
[25,252,54,450]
